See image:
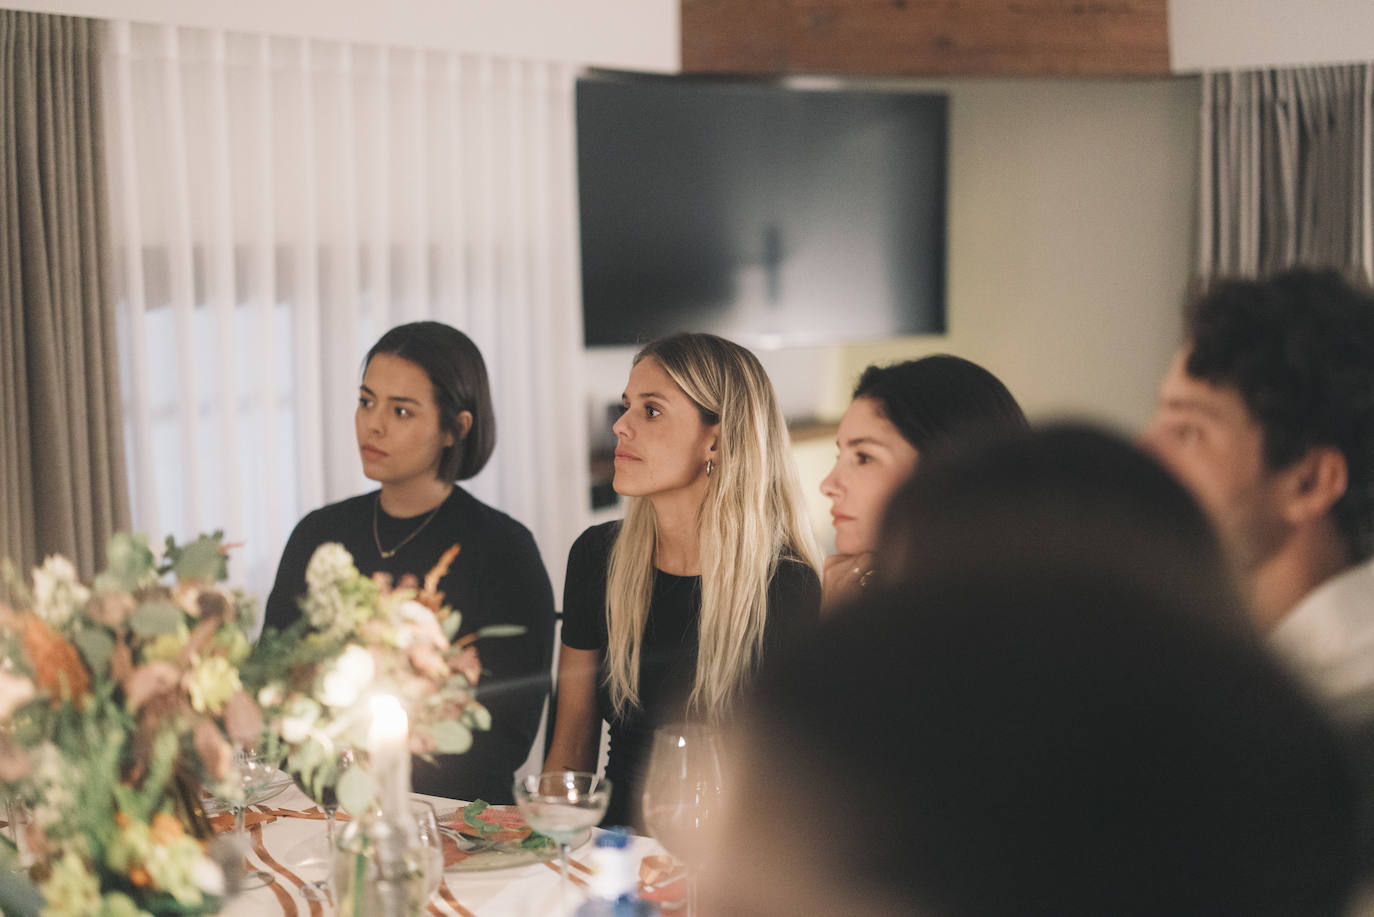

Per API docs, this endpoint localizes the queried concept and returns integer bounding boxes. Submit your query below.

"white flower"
[393,600,448,651]
[257,683,284,708]
[319,645,375,709]
[305,543,357,594]
[192,855,226,897]
[31,555,89,628]
[280,696,321,744]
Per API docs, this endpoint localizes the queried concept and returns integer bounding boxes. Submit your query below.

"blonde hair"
[604,333,821,719]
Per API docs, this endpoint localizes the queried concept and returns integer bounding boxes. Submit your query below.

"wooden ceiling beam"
[681,0,1170,77]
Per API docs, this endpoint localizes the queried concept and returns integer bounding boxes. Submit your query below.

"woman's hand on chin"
[822,551,875,614]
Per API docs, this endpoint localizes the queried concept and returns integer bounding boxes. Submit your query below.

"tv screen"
[576,73,948,349]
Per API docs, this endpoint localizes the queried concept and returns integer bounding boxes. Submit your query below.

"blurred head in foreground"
[706,425,1356,917]
[879,422,1245,625]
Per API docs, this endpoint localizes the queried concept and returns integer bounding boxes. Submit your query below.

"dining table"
[216,784,672,916]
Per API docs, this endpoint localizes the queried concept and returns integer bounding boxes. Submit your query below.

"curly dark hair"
[1184,268,1374,561]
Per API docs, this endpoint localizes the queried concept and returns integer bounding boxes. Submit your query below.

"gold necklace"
[372,494,444,559]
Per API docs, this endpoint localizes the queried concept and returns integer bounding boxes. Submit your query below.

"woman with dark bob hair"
[819,354,1026,609]
[264,321,555,803]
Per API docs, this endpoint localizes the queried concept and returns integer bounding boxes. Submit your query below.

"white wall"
[1169,0,1374,72]
[795,77,1200,545]
[4,0,679,70]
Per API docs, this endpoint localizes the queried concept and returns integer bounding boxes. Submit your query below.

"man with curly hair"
[1144,269,1374,696]
[1143,267,1374,892]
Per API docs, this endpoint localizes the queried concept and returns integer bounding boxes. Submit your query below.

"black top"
[264,487,556,804]
[560,521,821,829]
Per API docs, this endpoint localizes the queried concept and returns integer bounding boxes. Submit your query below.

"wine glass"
[289,747,355,901]
[514,771,611,915]
[207,746,291,889]
[409,798,444,902]
[641,724,724,917]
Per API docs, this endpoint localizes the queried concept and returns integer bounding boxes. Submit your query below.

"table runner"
[217,786,670,916]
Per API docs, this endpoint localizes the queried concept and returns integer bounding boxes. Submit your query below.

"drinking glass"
[514,771,611,915]
[410,798,444,902]
[207,746,291,889]
[290,747,355,901]
[641,724,724,917]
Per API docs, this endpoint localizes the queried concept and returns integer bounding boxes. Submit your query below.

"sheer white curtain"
[102,21,589,606]
[1199,64,1374,282]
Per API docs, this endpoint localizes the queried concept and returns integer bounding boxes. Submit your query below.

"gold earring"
[706,459,714,477]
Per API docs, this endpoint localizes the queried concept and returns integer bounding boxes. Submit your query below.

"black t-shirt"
[560,521,821,828]
[263,487,556,804]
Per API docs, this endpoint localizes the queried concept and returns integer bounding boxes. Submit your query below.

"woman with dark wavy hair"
[819,354,1026,609]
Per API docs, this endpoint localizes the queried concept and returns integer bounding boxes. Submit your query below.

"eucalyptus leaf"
[169,534,229,583]
[71,628,115,678]
[0,867,44,917]
[129,600,183,637]
[102,532,157,591]
[468,705,492,732]
[337,765,373,816]
[294,737,326,774]
[431,721,473,755]
[474,624,527,639]
[440,613,462,642]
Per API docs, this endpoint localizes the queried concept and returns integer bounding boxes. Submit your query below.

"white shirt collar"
[1269,557,1374,704]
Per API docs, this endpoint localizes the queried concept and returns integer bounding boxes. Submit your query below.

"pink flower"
[223,690,263,747]
[0,736,31,782]
[194,719,233,781]
[452,646,482,685]
[84,592,135,627]
[0,670,36,720]
[407,643,449,681]
[123,662,181,712]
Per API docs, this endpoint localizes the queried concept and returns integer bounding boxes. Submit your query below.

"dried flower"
[19,612,90,705]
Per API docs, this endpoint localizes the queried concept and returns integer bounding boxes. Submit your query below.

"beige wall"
[1168,0,1374,71]
[787,76,1202,546]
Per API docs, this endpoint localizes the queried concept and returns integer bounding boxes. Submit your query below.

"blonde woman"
[546,332,821,828]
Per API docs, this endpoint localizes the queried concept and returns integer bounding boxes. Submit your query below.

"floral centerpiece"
[244,542,514,814]
[0,533,262,917]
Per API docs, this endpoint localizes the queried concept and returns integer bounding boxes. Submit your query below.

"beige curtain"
[1199,65,1374,283]
[0,11,128,581]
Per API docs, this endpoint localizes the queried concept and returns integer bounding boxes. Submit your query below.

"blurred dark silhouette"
[707,424,1357,917]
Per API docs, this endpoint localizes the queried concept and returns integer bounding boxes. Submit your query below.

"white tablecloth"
[219,785,665,916]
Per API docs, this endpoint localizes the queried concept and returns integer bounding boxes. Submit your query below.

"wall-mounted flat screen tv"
[576,72,948,349]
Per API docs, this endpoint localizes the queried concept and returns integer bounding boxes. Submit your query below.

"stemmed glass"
[409,798,444,903]
[207,746,292,889]
[290,747,355,901]
[514,771,611,915]
[641,724,724,917]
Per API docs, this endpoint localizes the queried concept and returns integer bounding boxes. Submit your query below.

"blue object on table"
[575,828,658,916]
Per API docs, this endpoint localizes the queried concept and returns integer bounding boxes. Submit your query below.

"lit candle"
[368,694,412,821]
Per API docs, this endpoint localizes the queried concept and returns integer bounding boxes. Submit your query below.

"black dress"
[559,521,821,829]
[264,487,556,804]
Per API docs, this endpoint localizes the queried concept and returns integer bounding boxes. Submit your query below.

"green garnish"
[461,798,555,849]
